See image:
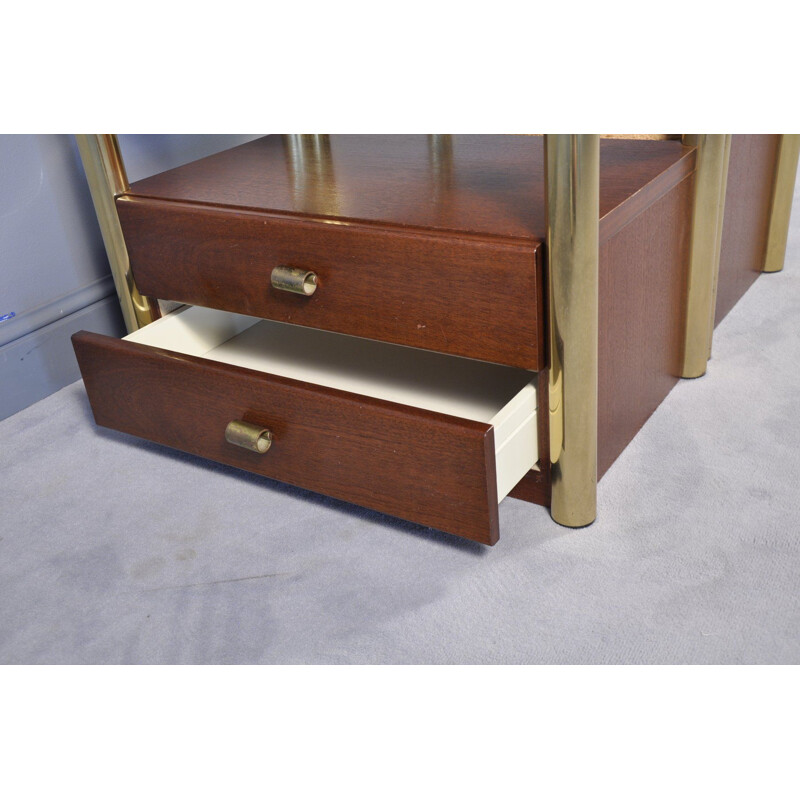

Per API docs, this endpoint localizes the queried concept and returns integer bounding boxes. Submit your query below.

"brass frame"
[763,134,800,273]
[544,135,600,528]
[708,135,733,360]
[75,134,160,333]
[680,134,732,378]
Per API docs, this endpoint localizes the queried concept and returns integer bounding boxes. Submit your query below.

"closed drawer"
[117,196,545,370]
[72,306,539,545]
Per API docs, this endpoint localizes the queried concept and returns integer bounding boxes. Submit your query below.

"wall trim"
[0,293,125,421]
[0,274,116,348]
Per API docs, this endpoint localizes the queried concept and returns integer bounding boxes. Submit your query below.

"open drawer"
[72,306,538,544]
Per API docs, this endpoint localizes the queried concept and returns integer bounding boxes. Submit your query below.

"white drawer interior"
[126,306,539,501]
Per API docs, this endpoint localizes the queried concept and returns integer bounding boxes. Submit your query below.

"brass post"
[680,135,731,378]
[544,135,600,528]
[763,134,800,273]
[707,134,732,358]
[75,134,160,333]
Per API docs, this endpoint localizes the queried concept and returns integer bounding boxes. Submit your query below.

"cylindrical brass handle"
[271,266,318,296]
[225,420,273,454]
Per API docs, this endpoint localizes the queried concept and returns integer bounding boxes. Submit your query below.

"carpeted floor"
[2,190,799,664]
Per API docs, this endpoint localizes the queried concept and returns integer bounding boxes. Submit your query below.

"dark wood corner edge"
[482,425,501,545]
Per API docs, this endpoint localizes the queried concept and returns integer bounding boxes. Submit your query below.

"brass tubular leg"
[545,135,600,528]
[75,134,160,333]
[707,134,732,359]
[680,135,731,378]
[763,134,800,273]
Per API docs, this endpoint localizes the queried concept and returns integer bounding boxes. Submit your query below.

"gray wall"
[0,135,260,420]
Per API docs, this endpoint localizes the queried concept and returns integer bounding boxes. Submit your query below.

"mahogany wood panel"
[597,173,694,479]
[126,135,695,243]
[118,196,545,370]
[72,331,500,544]
[715,135,780,326]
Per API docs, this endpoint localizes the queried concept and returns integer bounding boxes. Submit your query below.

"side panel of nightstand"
[511,170,695,503]
[597,174,694,479]
[716,135,782,326]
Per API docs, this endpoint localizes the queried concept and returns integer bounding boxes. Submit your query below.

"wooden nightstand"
[71,134,799,544]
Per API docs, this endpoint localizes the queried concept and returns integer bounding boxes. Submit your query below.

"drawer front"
[73,331,501,544]
[117,196,545,370]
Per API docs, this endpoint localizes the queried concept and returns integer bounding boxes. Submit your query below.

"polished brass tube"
[75,135,160,333]
[707,134,732,359]
[225,421,273,454]
[680,135,731,378]
[271,266,318,296]
[763,134,800,273]
[544,135,600,528]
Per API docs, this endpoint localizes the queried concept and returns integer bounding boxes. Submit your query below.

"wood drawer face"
[72,308,539,544]
[117,196,545,370]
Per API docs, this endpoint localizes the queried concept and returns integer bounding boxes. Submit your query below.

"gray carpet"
[2,200,800,664]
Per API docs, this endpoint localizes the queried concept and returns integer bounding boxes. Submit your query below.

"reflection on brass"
[680,135,731,378]
[283,134,339,216]
[545,135,600,528]
[428,134,454,200]
[75,135,160,333]
[526,134,680,140]
[763,134,800,273]
[601,134,681,140]
[225,420,273,454]
[271,266,318,296]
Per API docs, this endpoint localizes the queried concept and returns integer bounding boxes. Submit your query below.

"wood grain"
[597,173,694,479]
[118,196,546,370]
[597,139,783,479]
[72,330,501,544]
[716,135,780,326]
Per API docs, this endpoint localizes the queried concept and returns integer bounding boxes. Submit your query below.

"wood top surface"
[127,135,695,243]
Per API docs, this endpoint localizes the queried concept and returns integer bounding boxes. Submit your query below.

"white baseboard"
[0,274,116,349]
[0,294,125,421]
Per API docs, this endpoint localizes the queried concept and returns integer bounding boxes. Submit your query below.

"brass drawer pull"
[225,420,273,454]
[271,266,318,296]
